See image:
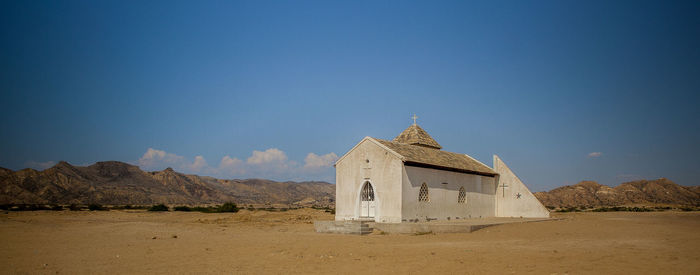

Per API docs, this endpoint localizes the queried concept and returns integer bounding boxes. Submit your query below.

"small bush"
[69,204,82,211]
[174,206,192,211]
[218,202,239,213]
[51,205,63,211]
[556,207,581,213]
[148,204,169,211]
[88,204,107,211]
[190,206,214,213]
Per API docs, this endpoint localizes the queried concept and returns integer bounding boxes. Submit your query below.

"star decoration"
[516,193,522,199]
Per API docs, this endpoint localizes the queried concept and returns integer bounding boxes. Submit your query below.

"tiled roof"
[392,124,442,149]
[374,138,497,176]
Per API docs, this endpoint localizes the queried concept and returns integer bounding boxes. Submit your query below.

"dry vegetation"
[1,209,699,274]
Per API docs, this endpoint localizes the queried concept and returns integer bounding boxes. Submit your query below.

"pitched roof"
[393,124,442,149]
[373,138,497,177]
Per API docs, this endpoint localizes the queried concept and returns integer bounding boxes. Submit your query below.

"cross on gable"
[412,114,418,125]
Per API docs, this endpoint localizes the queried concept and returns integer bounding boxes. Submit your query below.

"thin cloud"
[588,152,602,158]
[219,155,245,175]
[189,156,208,172]
[136,147,337,181]
[303,152,338,170]
[138,148,185,169]
[247,148,287,164]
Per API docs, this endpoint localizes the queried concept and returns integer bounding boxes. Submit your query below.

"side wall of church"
[335,138,404,223]
[493,155,550,218]
[401,166,496,221]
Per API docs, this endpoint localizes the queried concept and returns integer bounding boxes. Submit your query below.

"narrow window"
[458,186,466,204]
[419,183,429,202]
[360,182,374,201]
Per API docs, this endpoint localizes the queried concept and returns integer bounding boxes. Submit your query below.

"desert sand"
[1,209,698,274]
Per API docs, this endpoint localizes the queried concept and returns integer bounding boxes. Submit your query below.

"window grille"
[419,183,429,202]
[458,186,466,204]
[360,182,374,201]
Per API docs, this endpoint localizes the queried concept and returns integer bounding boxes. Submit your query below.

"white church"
[334,118,549,223]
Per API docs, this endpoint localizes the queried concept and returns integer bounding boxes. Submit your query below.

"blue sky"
[1,1,698,190]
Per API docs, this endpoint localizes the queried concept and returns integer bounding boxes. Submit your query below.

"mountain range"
[0,161,334,206]
[534,178,700,208]
[2,161,698,208]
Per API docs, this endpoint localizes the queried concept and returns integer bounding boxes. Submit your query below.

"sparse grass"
[190,206,217,213]
[148,204,169,211]
[88,204,108,211]
[555,207,581,212]
[218,202,239,213]
[173,206,192,211]
[414,231,433,236]
[591,206,654,212]
[2,204,52,211]
[110,205,148,210]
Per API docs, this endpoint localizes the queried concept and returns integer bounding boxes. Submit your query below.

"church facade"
[334,121,549,223]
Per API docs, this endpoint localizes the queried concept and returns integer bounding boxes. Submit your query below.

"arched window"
[360,182,374,201]
[419,183,429,202]
[458,186,466,204]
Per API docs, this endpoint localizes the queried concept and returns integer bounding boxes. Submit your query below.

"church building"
[334,118,550,223]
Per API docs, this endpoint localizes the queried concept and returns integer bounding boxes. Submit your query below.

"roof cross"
[412,114,418,125]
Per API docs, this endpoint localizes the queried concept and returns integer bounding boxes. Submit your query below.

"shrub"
[174,206,192,211]
[148,204,169,211]
[218,202,239,213]
[69,204,82,211]
[191,206,215,213]
[556,207,580,213]
[629,207,653,212]
[88,204,107,211]
[51,205,63,211]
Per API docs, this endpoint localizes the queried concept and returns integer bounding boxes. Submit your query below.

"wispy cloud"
[138,148,186,169]
[136,147,336,182]
[218,155,245,175]
[303,152,338,170]
[247,148,287,165]
[25,160,56,170]
[587,152,602,158]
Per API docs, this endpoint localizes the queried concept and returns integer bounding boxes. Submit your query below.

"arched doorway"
[359,181,375,218]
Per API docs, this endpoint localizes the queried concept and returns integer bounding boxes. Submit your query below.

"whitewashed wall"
[493,155,550,218]
[335,138,404,223]
[401,166,496,221]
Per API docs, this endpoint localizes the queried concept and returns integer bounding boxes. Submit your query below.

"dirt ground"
[1,209,698,274]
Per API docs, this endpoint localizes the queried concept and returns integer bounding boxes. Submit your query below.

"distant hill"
[0,161,334,206]
[534,178,700,208]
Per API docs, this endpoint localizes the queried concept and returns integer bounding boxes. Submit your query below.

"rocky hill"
[0,161,334,206]
[534,178,700,208]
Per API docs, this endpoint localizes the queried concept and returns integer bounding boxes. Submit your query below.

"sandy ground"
[1,209,698,274]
